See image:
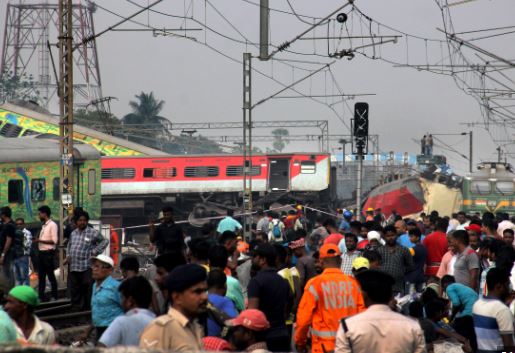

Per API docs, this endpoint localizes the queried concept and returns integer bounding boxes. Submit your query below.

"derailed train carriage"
[100,153,332,227]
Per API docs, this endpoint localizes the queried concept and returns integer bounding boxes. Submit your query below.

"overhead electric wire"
[95,1,350,131]
[237,0,325,21]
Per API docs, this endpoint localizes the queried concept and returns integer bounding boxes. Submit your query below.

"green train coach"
[0,137,101,224]
[462,162,515,214]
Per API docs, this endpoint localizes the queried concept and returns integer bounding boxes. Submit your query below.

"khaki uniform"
[139,307,203,351]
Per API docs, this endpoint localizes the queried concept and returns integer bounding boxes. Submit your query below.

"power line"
[94,2,350,131]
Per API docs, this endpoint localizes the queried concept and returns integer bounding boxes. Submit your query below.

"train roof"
[0,137,100,163]
[101,152,329,159]
[0,102,168,156]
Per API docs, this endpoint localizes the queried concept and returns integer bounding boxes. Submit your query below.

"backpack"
[272,222,282,238]
[12,229,26,258]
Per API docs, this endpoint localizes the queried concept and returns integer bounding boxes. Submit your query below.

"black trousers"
[37,250,58,300]
[69,269,92,310]
[453,315,477,352]
[266,327,291,353]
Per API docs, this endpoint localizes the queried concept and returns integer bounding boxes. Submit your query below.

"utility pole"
[242,53,253,240]
[469,130,473,172]
[58,0,74,277]
[259,0,269,60]
[353,103,369,222]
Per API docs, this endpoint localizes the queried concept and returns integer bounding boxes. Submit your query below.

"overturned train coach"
[100,153,332,227]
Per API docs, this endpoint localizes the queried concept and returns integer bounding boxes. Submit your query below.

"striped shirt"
[473,297,514,353]
[340,251,361,276]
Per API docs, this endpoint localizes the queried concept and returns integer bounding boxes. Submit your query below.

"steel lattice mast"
[1,0,102,110]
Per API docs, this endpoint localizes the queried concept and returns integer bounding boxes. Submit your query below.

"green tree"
[271,128,289,152]
[0,71,42,104]
[74,109,121,135]
[122,92,171,148]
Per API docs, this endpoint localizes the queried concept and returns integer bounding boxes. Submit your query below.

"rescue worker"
[294,244,365,353]
[365,208,374,222]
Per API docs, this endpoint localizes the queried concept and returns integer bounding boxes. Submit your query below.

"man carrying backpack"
[13,218,32,286]
[268,213,285,243]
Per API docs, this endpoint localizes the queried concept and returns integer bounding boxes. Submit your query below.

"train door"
[268,158,290,190]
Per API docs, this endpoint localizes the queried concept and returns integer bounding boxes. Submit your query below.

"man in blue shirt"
[441,275,478,352]
[217,209,242,234]
[82,255,123,342]
[396,220,425,248]
[207,268,237,337]
[99,276,155,347]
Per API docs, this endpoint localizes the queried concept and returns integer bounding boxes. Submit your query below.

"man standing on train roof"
[217,209,242,234]
[421,135,426,155]
[149,206,185,256]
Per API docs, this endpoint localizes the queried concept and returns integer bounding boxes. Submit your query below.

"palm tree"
[122,92,170,147]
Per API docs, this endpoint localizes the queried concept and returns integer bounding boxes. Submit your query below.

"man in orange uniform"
[294,244,365,353]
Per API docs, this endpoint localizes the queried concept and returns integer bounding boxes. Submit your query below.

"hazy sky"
[2,0,515,174]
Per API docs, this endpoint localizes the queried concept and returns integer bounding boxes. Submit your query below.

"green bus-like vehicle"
[461,162,515,215]
[0,137,101,224]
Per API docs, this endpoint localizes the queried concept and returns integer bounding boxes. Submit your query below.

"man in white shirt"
[4,285,55,345]
[335,270,426,353]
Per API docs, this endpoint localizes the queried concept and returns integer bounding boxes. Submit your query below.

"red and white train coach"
[100,153,331,224]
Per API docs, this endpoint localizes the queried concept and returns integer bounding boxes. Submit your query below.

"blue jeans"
[13,256,29,286]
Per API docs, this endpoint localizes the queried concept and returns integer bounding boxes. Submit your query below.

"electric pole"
[59,0,74,275]
[469,131,473,172]
[242,53,253,240]
[259,0,269,60]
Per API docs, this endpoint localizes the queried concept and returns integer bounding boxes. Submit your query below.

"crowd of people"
[0,204,514,353]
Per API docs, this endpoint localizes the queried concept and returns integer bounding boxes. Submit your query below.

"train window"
[22,129,38,136]
[8,180,23,203]
[300,161,316,174]
[31,179,46,202]
[184,166,219,177]
[0,123,22,137]
[143,168,177,178]
[101,168,135,179]
[495,181,514,195]
[470,180,491,195]
[53,178,60,201]
[226,166,261,177]
[88,169,96,195]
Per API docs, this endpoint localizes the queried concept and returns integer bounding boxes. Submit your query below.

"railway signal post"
[353,102,369,221]
[58,0,75,279]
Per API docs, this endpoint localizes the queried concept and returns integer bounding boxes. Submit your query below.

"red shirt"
[422,231,448,276]
[324,233,343,246]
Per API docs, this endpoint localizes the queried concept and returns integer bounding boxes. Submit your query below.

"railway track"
[35,299,72,317]
[40,310,91,330]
